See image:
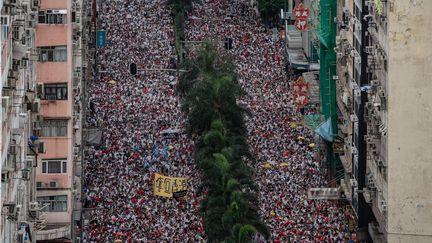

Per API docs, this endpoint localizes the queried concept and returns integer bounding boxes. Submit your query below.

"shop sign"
[308,188,342,200]
[293,3,310,31]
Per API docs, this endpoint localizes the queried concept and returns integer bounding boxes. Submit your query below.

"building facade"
[34,0,83,241]
[335,0,432,241]
[1,0,40,241]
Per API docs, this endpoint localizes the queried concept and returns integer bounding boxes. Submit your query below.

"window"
[37,195,67,212]
[41,119,68,137]
[44,83,68,100]
[41,159,67,173]
[38,10,67,24]
[38,46,67,62]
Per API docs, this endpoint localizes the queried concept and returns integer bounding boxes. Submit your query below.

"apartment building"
[335,0,432,241]
[1,0,40,241]
[34,0,83,241]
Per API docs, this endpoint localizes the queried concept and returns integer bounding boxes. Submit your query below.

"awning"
[314,117,333,142]
[304,114,323,130]
[285,47,320,71]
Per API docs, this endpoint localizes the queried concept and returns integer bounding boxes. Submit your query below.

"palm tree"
[178,43,269,242]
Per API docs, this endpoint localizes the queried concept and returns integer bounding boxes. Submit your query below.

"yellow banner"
[153,173,188,198]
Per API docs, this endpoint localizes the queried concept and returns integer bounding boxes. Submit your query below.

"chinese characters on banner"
[153,173,188,198]
[293,3,310,31]
[291,76,309,108]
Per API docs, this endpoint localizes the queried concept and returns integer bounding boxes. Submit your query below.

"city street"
[83,0,349,242]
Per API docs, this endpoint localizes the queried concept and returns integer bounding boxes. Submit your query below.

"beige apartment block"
[386,0,432,242]
[335,0,432,242]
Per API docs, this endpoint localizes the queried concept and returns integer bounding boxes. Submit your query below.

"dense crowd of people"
[83,0,203,242]
[186,1,353,242]
[83,0,353,242]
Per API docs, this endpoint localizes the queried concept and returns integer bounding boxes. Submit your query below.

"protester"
[185,0,352,242]
[83,0,351,242]
[83,0,203,242]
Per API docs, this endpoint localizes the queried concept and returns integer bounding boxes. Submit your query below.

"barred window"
[37,195,68,212]
[39,46,67,62]
[44,83,68,100]
[41,119,68,137]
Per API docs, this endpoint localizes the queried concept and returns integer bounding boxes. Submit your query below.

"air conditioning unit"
[379,200,388,212]
[364,135,376,144]
[3,203,16,215]
[29,201,39,211]
[34,114,43,122]
[365,0,374,8]
[9,144,18,155]
[49,181,59,188]
[73,146,80,156]
[351,146,358,155]
[367,176,376,190]
[26,20,36,28]
[31,0,40,10]
[36,83,44,99]
[364,46,375,54]
[26,156,35,168]
[350,114,358,122]
[350,179,358,187]
[354,89,361,97]
[2,171,12,182]
[32,99,41,113]
[22,170,30,180]
[8,69,18,80]
[370,79,380,86]
[378,88,386,98]
[36,181,45,188]
[342,7,350,15]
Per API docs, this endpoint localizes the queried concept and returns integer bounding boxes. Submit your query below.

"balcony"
[36,224,71,241]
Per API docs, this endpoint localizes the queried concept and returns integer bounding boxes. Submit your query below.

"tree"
[178,43,269,242]
[257,0,286,20]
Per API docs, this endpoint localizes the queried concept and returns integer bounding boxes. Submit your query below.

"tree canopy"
[178,43,269,242]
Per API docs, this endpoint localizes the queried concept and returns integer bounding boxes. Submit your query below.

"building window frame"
[40,119,68,137]
[37,195,68,212]
[38,9,68,24]
[41,159,67,174]
[38,46,67,62]
[43,83,68,100]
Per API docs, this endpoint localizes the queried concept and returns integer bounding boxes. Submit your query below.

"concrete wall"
[36,25,69,46]
[387,0,432,241]
[40,0,68,9]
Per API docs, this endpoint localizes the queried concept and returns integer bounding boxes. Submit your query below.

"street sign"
[308,188,342,200]
[96,30,106,47]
